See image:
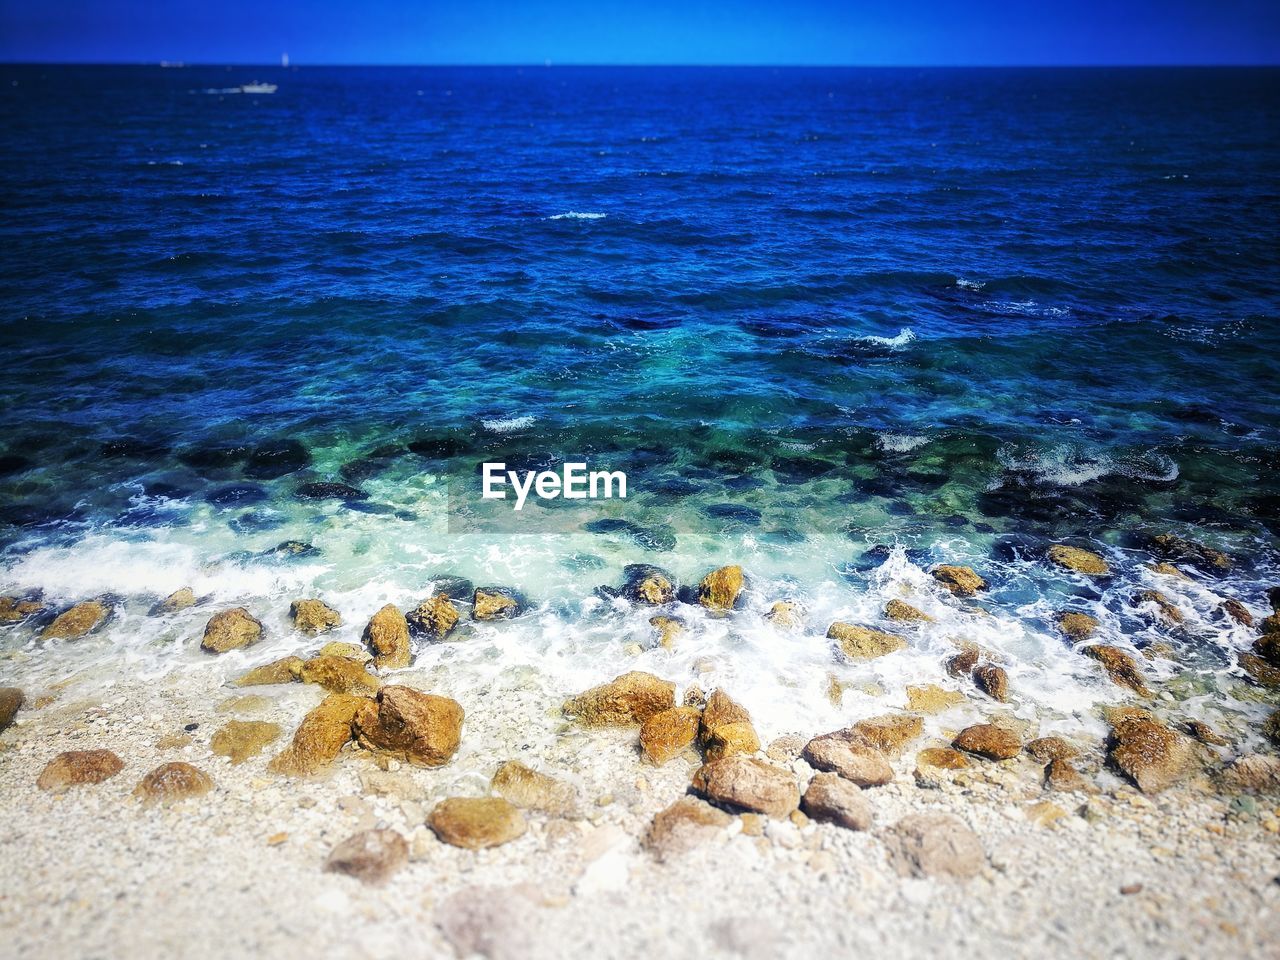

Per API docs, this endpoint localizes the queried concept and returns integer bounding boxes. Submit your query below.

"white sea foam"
[548,211,607,220]
[857,327,916,349]
[956,277,985,291]
[876,432,930,453]
[481,415,537,433]
[997,443,1178,487]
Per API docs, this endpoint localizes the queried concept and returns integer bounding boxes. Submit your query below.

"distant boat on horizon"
[240,82,277,94]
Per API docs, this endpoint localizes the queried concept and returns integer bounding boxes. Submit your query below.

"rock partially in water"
[1253,631,1280,667]
[352,685,463,768]
[1221,598,1253,627]
[802,772,873,831]
[298,655,381,697]
[290,598,342,635]
[407,594,460,640]
[649,615,685,649]
[953,723,1021,760]
[1047,544,1110,576]
[315,641,370,663]
[295,481,367,501]
[473,587,523,621]
[914,747,970,787]
[639,707,701,765]
[930,564,987,597]
[619,564,677,605]
[973,664,1009,702]
[0,687,24,732]
[886,813,984,879]
[697,565,745,612]
[363,603,410,669]
[268,693,366,777]
[946,647,980,678]
[562,672,676,727]
[1132,589,1184,625]
[884,598,933,623]
[37,749,125,791]
[490,760,578,816]
[429,797,527,850]
[764,600,802,630]
[325,829,408,886]
[1148,533,1231,572]
[828,622,907,660]
[1239,652,1280,688]
[1107,711,1195,794]
[699,689,759,761]
[802,731,893,787]
[1185,720,1228,747]
[1082,644,1151,697]
[905,684,965,714]
[211,720,283,764]
[849,714,924,757]
[691,755,800,818]
[152,587,197,615]
[643,796,731,861]
[1148,561,1192,580]
[1263,710,1280,747]
[40,600,109,640]
[234,656,304,686]
[133,762,213,805]
[1217,754,1280,794]
[0,596,42,622]
[200,607,262,653]
[1056,611,1098,641]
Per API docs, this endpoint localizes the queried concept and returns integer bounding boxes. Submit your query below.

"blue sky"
[2,0,1278,65]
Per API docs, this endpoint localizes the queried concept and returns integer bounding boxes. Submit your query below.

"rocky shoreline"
[2,545,1279,958]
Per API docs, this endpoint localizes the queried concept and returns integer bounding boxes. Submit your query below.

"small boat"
[239,83,277,94]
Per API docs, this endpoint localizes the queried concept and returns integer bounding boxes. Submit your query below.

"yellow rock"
[268,694,366,776]
[407,594,460,639]
[930,565,987,597]
[41,601,109,640]
[885,599,933,623]
[472,588,520,621]
[562,671,676,726]
[765,600,802,629]
[1024,800,1067,827]
[697,565,744,612]
[639,707,702,765]
[362,604,410,669]
[352,686,464,768]
[133,762,213,805]
[490,760,578,816]
[850,714,924,756]
[200,607,262,653]
[1047,545,1110,576]
[234,656,304,687]
[428,797,527,849]
[649,615,685,649]
[298,655,381,697]
[211,720,283,764]
[828,622,907,659]
[905,684,965,714]
[315,641,371,663]
[704,721,761,762]
[289,598,342,635]
[36,749,124,790]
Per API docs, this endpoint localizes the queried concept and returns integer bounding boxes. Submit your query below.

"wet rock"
[1148,533,1230,572]
[802,772,873,831]
[1047,545,1110,576]
[946,647,980,678]
[234,656,304,687]
[1044,758,1090,792]
[1253,631,1280,667]
[1239,652,1280,688]
[1107,713,1195,794]
[316,641,370,662]
[619,564,677,605]
[802,732,893,787]
[828,622,907,660]
[363,603,410,669]
[639,707,702,765]
[1185,720,1228,746]
[244,438,310,479]
[765,600,802,630]
[973,664,1009,702]
[1264,710,1280,747]
[210,720,282,764]
[261,539,318,560]
[953,723,1021,760]
[490,761,577,816]
[406,594,460,640]
[905,684,965,714]
[352,685,464,767]
[325,829,408,886]
[1221,599,1253,627]
[429,797,527,849]
[290,598,341,635]
[0,687,23,732]
[473,587,522,621]
[848,714,924,757]
[296,481,367,501]
[562,671,676,726]
[683,684,707,709]
[698,565,744,611]
[643,796,731,860]
[649,615,685,649]
[1056,611,1099,641]
[930,564,987,597]
[153,587,197,615]
[884,599,933,623]
[37,749,124,791]
[268,693,366,776]
[1217,754,1280,794]
[0,596,43,623]
[1026,736,1079,762]
[914,747,970,786]
[133,762,213,805]
[699,689,759,761]
[1148,561,1191,580]
[1133,590,1183,625]
[40,600,109,640]
[691,755,800,818]
[200,607,262,653]
[1082,644,1151,697]
[298,655,381,697]
[886,813,984,879]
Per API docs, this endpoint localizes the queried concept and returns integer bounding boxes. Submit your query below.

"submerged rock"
[325,829,408,886]
[298,655,381,697]
[153,587,197,615]
[40,600,109,640]
[234,656,304,686]
[0,596,43,623]
[562,671,676,726]
[200,607,262,653]
[764,600,802,630]
[296,481,367,501]
[1148,561,1192,580]
[619,564,677,605]
[692,755,800,818]
[850,714,924,756]
[490,761,578,816]
[1056,611,1099,641]
[1107,711,1194,794]
[133,762,213,805]
[884,598,933,623]
[0,687,24,732]
[1082,644,1151,697]
[953,723,1021,760]
[316,641,370,662]
[905,684,965,714]
[429,797,527,849]
[1148,533,1231,572]
[290,598,342,635]
[828,622,907,660]
[37,749,124,791]
[802,772,873,831]
[407,594,460,640]
[1047,545,1110,576]
[363,603,411,669]
[886,813,984,879]
[1133,590,1184,625]
[268,693,366,776]
[643,796,732,861]
[699,689,759,761]
[914,747,970,786]
[802,731,893,787]
[210,720,282,764]
[697,565,745,611]
[639,707,701,765]
[945,647,980,678]
[973,664,1010,702]
[649,615,685,649]
[352,685,464,768]
[930,565,987,597]
[473,587,523,621]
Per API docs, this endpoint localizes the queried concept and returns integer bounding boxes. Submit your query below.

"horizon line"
[4,60,1280,69]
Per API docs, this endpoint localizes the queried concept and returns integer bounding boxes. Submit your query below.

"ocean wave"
[876,432,930,453]
[956,277,985,291]
[547,211,607,221]
[857,327,916,349]
[997,443,1179,487]
[983,300,1071,319]
[481,415,537,433]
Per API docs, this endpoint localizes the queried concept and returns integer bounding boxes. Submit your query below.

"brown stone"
[1082,644,1151,697]
[703,721,761,762]
[764,600,802,629]
[234,656,304,686]
[1149,533,1231,572]
[1043,758,1090,792]
[37,749,124,790]
[133,762,213,804]
[562,671,676,726]
[931,565,987,597]
[643,796,731,861]
[802,772,873,831]
[1148,561,1191,580]
[1185,720,1228,747]
[363,603,410,668]
[200,607,262,653]
[828,622,907,660]
[691,755,799,818]
[325,829,408,885]
[1217,754,1280,794]
[0,687,23,733]
[154,587,196,614]
[639,707,702,765]
[946,647,980,678]
[698,565,744,612]
[41,600,109,640]
[905,684,965,714]
[1056,611,1099,641]
[802,732,893,787]
[1220,599,1253,627]
[848,714,924,757]
[211,719,282,764]
[1107,713,1194,794]
[886,813,984,879]
[1047,545,1110,576]
[268,693,366,776]
[1240,652,1280,688]
[472,588,521,621]
[0,596,43,622]
[429,797,527,849]
[884,599,933,623]
[298,655,381,697]
[315,641,370,662]
[290,598,341,635]
[1263,710,1280,747]
[953,723,1021,760]
[352,685,463,768]
[649,615,685,649]
[490,760,577,816]
[1133,590,1183,625]
[622,570,676,605]
[973,664,1009,702]
[1025,736,1079,762]
[1254,632,1280,668]
[913,747,970,787]
[407,594,460,640]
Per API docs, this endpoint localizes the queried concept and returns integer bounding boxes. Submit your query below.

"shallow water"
[0,66,1277,739]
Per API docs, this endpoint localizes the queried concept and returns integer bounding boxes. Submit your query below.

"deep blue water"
[0,65,1278,567]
